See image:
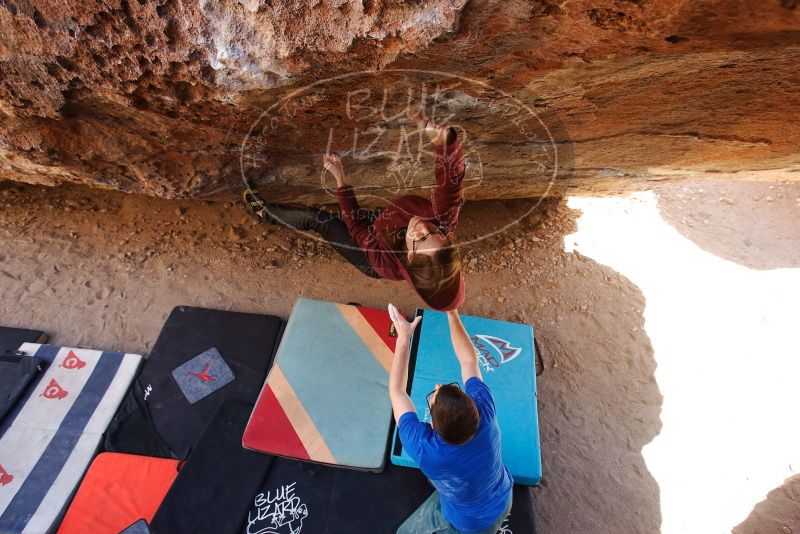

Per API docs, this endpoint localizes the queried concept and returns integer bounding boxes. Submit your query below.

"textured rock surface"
[1,0,799,203]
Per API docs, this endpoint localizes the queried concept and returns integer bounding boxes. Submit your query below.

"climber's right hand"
[323,153,346,188]
[408,109,454,147]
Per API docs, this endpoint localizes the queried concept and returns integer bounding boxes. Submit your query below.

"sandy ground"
[0,178,798,533]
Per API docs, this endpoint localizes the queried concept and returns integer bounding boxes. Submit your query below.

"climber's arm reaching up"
[387,303,422,422]
[447,309,481,384]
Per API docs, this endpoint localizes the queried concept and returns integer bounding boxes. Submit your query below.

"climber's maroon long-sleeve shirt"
[336,139,466,310]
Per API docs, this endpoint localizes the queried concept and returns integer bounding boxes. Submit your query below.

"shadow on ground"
[456,197,664,533]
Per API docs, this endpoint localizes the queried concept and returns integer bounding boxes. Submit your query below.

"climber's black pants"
[261,204,381,279]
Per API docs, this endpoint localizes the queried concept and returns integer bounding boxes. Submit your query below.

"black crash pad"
[0,326,47,423]
[150,400,273,534]
[0,325,46,355]
[104,306,283,459]
[0,353,43,423]
[246,458,537,534]
[151,401,536,534]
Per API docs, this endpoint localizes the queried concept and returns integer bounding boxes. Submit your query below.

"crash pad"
[244,455,537,534]
[56,453,179,534]
[390,309,542,485]
[150,400,273,534]
[243,298,395,471]
[0,344,142,534]
[104,306,282,459]
[0,327,49,423]
[120,519,151,534]
[155,399,537,533]
[0,354,43,423]
[0,326,46,356]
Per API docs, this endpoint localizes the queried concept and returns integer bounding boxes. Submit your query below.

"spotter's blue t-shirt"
[398,377,513,533]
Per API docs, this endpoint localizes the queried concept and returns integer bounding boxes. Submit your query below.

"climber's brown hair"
[382,226,462,310]
[430,384,480,445]
[404,245,462,310]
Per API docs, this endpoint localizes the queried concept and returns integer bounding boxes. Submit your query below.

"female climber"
[242,109,465,311]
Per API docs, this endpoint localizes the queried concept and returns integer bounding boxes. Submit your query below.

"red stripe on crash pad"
[243,384,310,461]
[356,306,397,352]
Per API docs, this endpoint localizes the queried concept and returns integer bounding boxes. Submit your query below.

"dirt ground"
[1,178,798,533]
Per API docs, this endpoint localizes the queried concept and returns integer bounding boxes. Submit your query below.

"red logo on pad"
[60,350,86,370]
[0,465,13,486]
[187,362,215,382]
[41,378,69,399]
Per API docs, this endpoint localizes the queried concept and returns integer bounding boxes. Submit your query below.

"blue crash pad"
[390,309,542,485]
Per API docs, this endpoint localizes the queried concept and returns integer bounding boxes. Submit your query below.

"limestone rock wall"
[1,0,798,203]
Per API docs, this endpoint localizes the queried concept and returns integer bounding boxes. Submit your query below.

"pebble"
[497,296,505,303]
[229,226,246,240]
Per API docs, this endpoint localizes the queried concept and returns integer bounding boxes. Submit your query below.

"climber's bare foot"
[408,109,455,146]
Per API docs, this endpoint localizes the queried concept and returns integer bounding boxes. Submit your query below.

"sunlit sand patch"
[564,191,800,533]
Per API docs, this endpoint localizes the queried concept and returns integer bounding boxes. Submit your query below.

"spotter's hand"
[388,303,422,339]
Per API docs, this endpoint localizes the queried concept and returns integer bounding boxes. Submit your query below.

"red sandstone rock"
[0,0,798,203]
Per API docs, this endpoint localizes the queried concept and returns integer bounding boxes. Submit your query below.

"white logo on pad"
[247,481,308,534]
